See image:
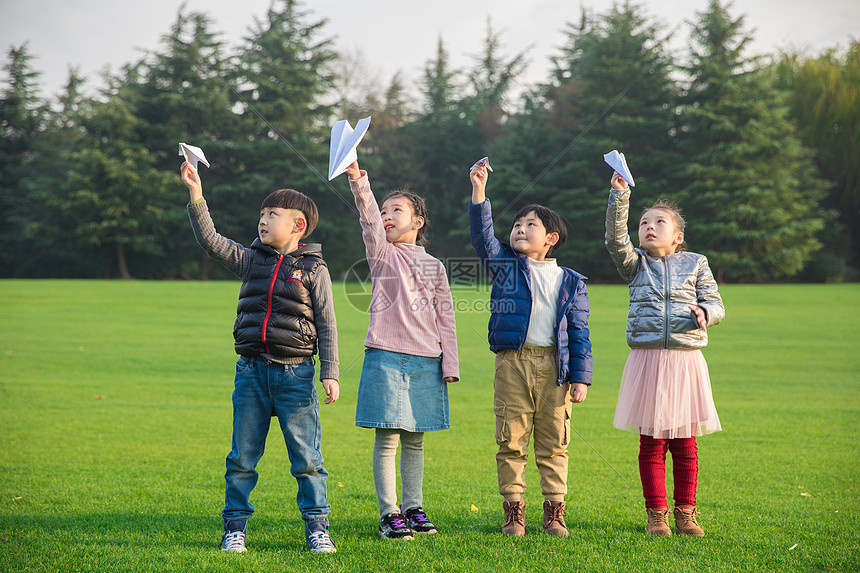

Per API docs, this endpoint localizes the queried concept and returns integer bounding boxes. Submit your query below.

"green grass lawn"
[1,280,858,572]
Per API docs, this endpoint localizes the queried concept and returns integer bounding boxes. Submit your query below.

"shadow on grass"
[2,513,219,550]
[565,516,645,537]
[2,508,681,556]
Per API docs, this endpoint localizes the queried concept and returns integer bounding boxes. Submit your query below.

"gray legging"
[373,428,424,516]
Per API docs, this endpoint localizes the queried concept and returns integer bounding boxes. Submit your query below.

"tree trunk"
[116,242,132,280]
[199,253,210,280]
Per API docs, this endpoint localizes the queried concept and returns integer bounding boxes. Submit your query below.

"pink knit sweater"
[349,173,459,380]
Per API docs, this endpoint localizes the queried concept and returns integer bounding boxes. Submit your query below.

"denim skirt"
[355,348,449,432]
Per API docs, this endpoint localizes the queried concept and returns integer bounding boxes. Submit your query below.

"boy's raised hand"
[610,171,629,191]
[470,159,489,204]
[180,161,203,202]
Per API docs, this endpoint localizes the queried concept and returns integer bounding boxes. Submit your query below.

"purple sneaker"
[379,512,414,540]
[404,506,437,534]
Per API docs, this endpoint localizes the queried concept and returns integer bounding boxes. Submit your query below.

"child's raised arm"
[180,162,203,203]
[468,158,503,263]
[344,159,389,260]
[605,171,637,283]
[470,160,489,204]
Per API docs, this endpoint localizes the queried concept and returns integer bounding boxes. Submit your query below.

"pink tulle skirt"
[613,349,721,439]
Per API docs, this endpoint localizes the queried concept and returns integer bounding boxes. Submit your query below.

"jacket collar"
[251,238,323,259]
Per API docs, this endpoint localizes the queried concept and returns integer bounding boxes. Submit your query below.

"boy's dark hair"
[382,189,431,246]
[261,189,319,238]
[512,204,568,256]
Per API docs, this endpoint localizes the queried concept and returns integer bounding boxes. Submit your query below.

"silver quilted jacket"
[605,187,724,349]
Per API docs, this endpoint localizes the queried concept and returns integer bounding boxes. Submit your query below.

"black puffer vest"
[233,240,324,358]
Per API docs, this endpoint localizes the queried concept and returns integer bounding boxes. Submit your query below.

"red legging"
[639,435,698,509]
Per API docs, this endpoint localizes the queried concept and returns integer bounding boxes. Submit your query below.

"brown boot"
[542,500,569,536]
[674,506,704,536]
[645,507,672,536]
[501,500,525,537]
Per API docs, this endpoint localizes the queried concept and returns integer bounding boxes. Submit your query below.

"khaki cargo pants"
[494,347,571,502]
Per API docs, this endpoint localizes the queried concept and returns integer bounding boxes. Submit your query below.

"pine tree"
[117,8,240,278]
[493,3,679,278]
[358,72,415,186]
[410,37,483,256]
[31,90,176,278]
[231,0,357,272]
[776,43,860,277]
[0,44,46,276]
[397,37,477,258]
[16,70,102,277]
[465,18,527,142]
[390,30,529,260]
[233,0,336,183]
[678,0,830,281]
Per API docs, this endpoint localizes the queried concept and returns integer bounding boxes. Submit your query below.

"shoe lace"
[548,504,564,523]
[307,531,335,551]
[678,508,699,526]
[506,503,524,524]
[407,508,430,525]
[222,530,246,550]
[385,513,408,529]
[648,509,669,525]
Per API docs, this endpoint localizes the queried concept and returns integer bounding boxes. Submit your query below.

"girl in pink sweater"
[342,160,459,540]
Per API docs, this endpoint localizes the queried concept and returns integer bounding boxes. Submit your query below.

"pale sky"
[1,0,858,98]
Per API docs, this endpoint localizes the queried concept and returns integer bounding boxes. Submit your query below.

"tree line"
[1,0,857,282]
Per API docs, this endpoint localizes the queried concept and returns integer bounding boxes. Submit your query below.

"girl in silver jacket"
[605,171,724,538]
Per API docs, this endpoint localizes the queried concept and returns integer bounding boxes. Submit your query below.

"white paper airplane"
[469,156,494,173]
[328,117,371,180]
[178,143,210,169]
[603,150,634,187]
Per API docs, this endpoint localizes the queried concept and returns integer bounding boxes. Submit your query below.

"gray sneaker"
[305,518,337,554]
[221,519,247,553]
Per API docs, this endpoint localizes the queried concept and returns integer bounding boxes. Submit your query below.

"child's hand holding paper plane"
[179,143,210,170]
[603,150,634,187]
[469,156,493,173]
[329,117,371,180]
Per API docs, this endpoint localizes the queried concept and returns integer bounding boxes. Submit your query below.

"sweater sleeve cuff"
[319,363,339,381]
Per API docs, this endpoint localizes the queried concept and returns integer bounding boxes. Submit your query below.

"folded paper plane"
[328,117,371,180]
[603,150,634,187]
[179,143,210,170]
[469,156,494,173]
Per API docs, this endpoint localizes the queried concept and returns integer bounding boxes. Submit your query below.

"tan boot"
[674,506,704,536]
[542,500,569,536]
[645,507,672,536]
[502,500,525,537]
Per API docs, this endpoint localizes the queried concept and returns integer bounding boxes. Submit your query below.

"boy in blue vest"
[468,159,592,537]
[181,162,340,554]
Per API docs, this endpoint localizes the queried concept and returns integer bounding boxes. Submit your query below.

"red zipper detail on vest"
[262,254,284,355]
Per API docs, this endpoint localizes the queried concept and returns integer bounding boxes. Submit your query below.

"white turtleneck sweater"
[525,257,563,347]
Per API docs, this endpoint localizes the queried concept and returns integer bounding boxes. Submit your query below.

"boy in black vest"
[181,162,340,554]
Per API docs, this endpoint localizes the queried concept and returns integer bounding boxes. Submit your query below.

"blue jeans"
[222,356,330,522]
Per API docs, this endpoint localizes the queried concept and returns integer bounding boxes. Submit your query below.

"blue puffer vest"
[233,240,324,358]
